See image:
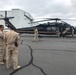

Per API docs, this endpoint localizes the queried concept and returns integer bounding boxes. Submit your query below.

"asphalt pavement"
[0,34,76,75]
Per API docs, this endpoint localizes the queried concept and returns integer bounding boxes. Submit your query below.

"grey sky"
[0,0,76,26]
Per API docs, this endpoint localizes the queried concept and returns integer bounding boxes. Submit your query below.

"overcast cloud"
[0,0,76,26]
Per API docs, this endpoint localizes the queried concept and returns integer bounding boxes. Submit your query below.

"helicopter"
[17,18,75,37]
[5,17,75,38]
[0,11,75,38]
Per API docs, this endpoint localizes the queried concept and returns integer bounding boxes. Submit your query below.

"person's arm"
[15,33,20,47]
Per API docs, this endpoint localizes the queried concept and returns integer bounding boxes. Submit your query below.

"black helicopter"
[18,18,75,37]
[0,11,75,37]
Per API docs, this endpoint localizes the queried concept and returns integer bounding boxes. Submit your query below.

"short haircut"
[0,25,4,28]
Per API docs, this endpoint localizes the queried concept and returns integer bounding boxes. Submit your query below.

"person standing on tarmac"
[59,24,66,38]
[5,28,20,70]
[33,28,39,42]
[0,25,5,65]
[59,25,63,38]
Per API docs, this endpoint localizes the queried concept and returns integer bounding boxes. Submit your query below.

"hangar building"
[0,9,34,28]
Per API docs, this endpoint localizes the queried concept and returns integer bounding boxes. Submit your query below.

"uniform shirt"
[5,30,20,45]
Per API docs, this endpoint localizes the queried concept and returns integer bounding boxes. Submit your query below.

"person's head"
[0,25,4,31]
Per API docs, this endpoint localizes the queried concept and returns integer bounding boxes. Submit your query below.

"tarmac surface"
[0,34,76,75]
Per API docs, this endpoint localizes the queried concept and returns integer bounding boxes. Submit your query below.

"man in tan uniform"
[33,28,39,42]
[0,25,4,64]
[5,28,20,70]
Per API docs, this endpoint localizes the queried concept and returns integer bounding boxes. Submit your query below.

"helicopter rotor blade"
[28,18,62,24]
[28,17,76,24]
[36,17,76,21]
[61,19,76,21]
[35,17,61,19]
[28,19,53,24]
